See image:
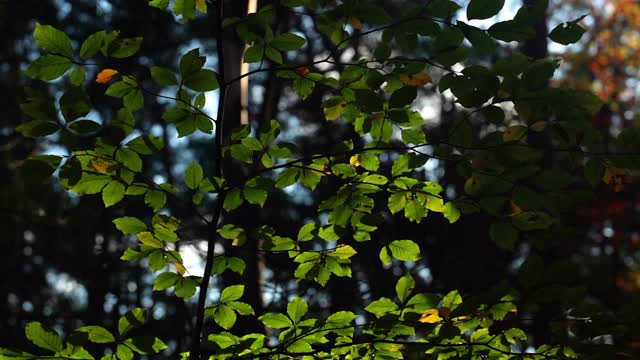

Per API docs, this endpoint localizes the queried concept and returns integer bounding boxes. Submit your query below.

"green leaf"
[118,308,147,336]
[328,245,357,259]
[184,69,219,92]
[175,277,197,298]
[150,66,179,86]
[115,148,142,172]
[180,48,206,77]
[34,23,73,57]
[460,24,496,54]
[212,304,237,329]
[243,186,267,207]
[149,0,170,9]
[467,0,504,20]
[426,0,461,17]
[70,66,86,85]
[293,77,314,99]
[208,334,236,349]
[25,55,72,81]
[174,0,197,22]
[137,232,163,249]
[549,15,587,45]
[60,87,91,121]
[490,221,518,250]
[441,290,462,310]
[153,272,180,290]
[395,274,415,303]
[123,336,167,354]
[243,45,265,63]
[116,343,134,360]
[287,297,308,323]
[220,285,244,302]
[365,297,399,317]
[80,30,106,59]
[25,322,63,352]
[271,33,306,51]
[102,180,125,207]
[109,37,143,58]
[353,89,383,113]
[401,128,425,144]
[68,119,101,134]
[265,46,283,63]
[389,86,417,109]
[227,301,254,315]
[442,202,460,223]
[388,240,421,261]
[113,217,147,234]
[16,120,59,138]
[20,155,61,186]
[223,188,244,211]
[74,326,115,344]
[59,157,82,188]
[71,173,110,194]
[185,162,204,190]
[259,313,292,329]
[144,190,166,211]
[127,135,164,155]
[488,20,535,42]
[227,257,246,275]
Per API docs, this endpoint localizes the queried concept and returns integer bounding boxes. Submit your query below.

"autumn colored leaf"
[348,17,362,30]
[603,166,632,192]
[174,262,186,275]
[296,66,310,76]
[400,72,432,86]
[418,308,443,323]
[89,157,112,173]
[349,154,361,168]
[96,69,119,83]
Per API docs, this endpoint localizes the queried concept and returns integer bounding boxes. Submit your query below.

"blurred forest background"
[1,0,639,356]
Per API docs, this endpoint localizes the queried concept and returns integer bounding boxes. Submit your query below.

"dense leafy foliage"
[4,0,640,359]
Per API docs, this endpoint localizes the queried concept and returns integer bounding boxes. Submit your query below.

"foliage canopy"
[4,0,640,359]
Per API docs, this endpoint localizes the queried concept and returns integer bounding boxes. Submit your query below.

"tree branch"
[189,1,228,358]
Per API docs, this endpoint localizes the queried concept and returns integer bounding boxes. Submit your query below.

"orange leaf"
[348,17,362,30]
[96,69,119,84]
[400,72,432,86]
[418,308,443,323]
[296,66,310,76]
[89,157,111,174]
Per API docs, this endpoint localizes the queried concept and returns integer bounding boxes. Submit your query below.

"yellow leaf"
[195,0,207,13]
[400,72,432,86]
[348,17,362,30]
[328,245,357,259]
[418,308,443,323]
[174,262,186,275]
[349,154,361,167]
[96,69,119,84]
